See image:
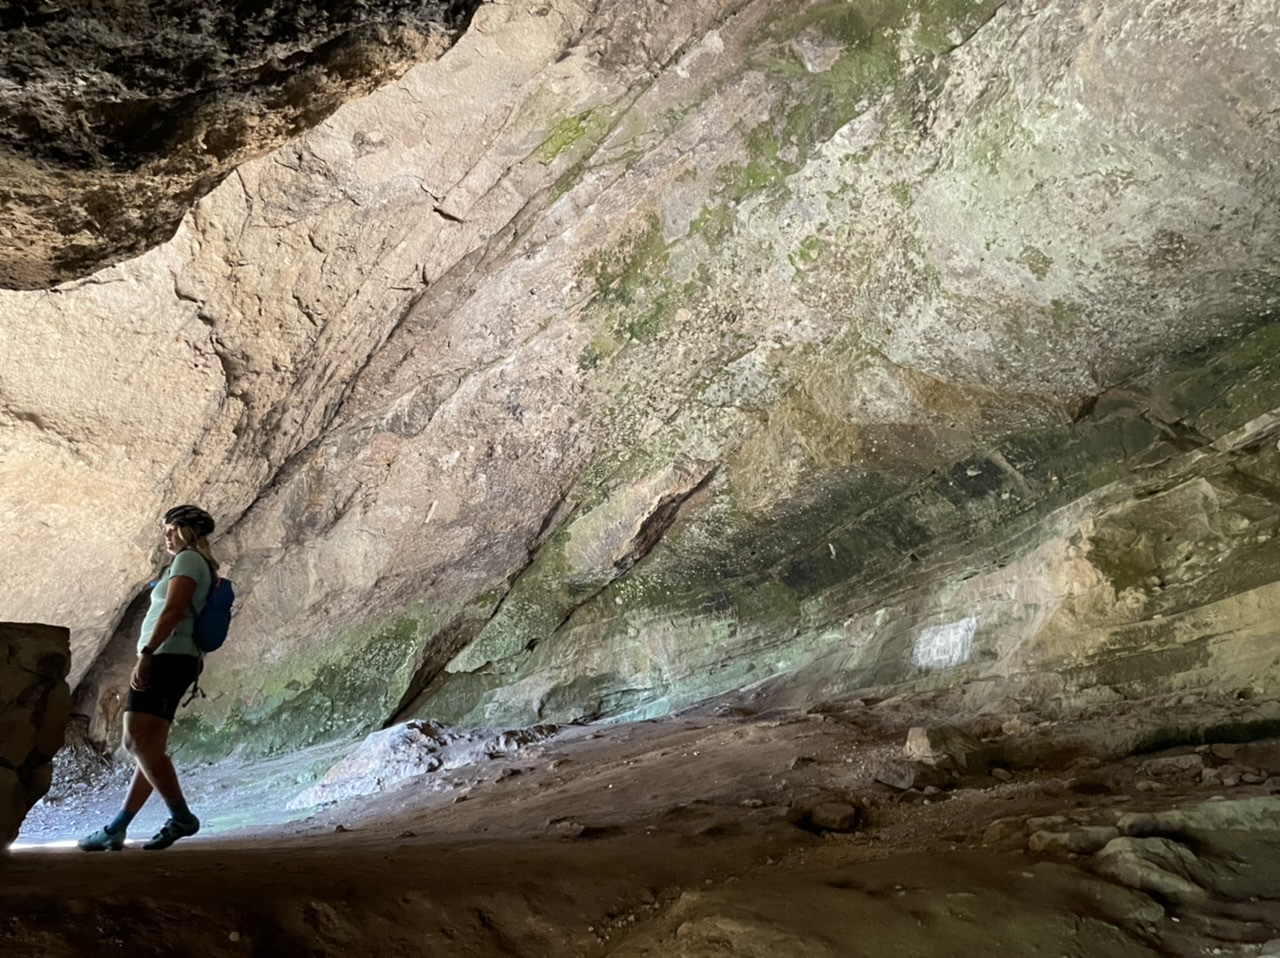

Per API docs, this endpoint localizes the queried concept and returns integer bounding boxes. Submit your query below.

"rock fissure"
[614,465,719,575]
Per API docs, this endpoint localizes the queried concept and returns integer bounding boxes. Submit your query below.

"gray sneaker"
[142,816,200,850]
[78,826,126,852]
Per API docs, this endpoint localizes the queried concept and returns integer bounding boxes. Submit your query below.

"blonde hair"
[172,524,220,573]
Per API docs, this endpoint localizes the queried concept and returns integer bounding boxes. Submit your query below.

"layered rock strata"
[0,0,1277,756]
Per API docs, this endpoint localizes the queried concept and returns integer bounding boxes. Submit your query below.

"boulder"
[1092,836,1207,902]
[873,760,955,792]
[1027,825,1120,856]
[1118,796,1280,838]
[1234,742,1280,776]
[787,799,862,834]
[904,726,989,775]
[0,622,71,848]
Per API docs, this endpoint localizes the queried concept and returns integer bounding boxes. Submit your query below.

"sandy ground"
[5,692,1280,957]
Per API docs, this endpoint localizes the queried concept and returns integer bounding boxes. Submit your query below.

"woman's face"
[163,523,187,555]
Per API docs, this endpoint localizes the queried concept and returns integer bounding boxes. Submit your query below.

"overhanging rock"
[0,622,71,849]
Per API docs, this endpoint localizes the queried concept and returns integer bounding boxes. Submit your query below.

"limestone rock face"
[0,622,71,848]
[0,0,1278,756]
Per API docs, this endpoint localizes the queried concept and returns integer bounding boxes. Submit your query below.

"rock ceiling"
[0,0,476,289]
[1,0,1279,757]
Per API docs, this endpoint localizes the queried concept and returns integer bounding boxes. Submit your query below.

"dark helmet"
[163,504,216,537]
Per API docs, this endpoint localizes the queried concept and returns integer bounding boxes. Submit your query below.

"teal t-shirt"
[138,549,212,656]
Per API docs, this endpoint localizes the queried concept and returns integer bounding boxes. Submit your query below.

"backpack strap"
[180,549,214,708]
[181,657,206,708]
[191,549,219,597]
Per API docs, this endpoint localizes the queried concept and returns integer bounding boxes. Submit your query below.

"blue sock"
[167,799,196,824]
[105,809,136,835]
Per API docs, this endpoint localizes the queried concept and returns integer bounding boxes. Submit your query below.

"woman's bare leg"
[122,765,154,815]
[122,711,187,806]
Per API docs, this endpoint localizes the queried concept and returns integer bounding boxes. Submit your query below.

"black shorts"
[126,654,202,722]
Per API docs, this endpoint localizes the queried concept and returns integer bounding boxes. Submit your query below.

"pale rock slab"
[904,725,989,774]
[1093,836,1208,902]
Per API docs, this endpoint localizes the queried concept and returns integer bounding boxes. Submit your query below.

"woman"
[79,504,217,851]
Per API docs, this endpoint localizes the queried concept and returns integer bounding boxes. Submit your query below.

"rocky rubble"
[8,686,1280,956]
[287,719,562,809]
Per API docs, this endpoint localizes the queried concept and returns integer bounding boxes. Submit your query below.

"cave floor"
[5,691,1280,957]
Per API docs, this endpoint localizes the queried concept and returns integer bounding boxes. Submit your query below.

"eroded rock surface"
[0,0,1277,761]
[0,622,70,848]
[0,0,475,289]
[10,696,1280,955]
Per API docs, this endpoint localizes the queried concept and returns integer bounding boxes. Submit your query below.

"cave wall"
[0,0,1278,756]
[422,325,1280,727]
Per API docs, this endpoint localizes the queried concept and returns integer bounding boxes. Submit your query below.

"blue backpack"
[149,555,236,652]
[194,574,235,653]
[145,555,236,707]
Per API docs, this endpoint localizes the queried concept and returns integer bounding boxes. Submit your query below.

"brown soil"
[5,694,1280,957]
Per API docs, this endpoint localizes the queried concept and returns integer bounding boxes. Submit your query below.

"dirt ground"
[5,690,1280,957]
